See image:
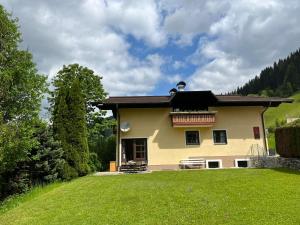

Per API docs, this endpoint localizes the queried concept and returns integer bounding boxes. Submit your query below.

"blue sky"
[1,0,300,96]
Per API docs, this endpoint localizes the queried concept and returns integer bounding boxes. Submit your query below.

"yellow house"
[99,83,292,171]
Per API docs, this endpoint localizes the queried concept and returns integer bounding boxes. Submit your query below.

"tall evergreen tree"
[67,78,89,176]
[284,63,300,90]
[52,72,91,179]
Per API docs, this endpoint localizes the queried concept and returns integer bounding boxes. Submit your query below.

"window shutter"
[253,126,260,139]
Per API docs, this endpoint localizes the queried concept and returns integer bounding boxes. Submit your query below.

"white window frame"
[184,130,201,146]
[235,159,250,168]
[206,159,223,169]
[212,129,228,145]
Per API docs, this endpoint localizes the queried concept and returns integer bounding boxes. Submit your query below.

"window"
[235,159,249,168]
[253,126,260,139]
[185,131,200,145]
[206,160,222,169]
[213,130,227,144]
[134,139,146,160]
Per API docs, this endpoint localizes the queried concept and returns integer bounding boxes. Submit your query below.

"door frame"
[121,137,148,163]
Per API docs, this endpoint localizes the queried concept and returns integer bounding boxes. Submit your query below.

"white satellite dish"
[120,122,130,132]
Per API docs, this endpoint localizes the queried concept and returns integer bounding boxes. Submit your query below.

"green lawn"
[1,169,300,225]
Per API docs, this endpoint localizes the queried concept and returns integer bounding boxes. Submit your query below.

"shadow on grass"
[270,168,300,175]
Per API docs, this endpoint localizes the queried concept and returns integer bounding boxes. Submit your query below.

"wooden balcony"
[170,111,216,127]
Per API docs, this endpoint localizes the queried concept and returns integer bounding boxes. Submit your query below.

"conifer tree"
[67,78,90,176]
[53,74,90,179]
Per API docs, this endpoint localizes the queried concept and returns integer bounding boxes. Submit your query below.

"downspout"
[116,104,121,171]
[261,102,271,155]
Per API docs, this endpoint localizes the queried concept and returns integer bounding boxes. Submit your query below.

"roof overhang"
[93,91,294,111]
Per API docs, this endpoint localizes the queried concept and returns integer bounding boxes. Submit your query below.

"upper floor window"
[213,130,227,144]
[185,131,200,145]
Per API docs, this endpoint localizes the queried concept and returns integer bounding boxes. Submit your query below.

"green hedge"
[275,126,300,158]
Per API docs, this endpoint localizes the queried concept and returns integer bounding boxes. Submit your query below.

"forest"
[234,49,300,97]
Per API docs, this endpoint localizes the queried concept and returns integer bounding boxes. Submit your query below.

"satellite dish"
[120,122,130,132]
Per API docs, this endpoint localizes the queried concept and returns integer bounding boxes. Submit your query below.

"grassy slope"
[264,92,300,149]
[265,92,300,128]
[1,169,300,225]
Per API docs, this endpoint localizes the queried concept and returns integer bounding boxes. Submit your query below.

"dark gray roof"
[96,91,293,110]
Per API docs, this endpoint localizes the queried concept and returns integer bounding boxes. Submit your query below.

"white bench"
[179,157,206,169]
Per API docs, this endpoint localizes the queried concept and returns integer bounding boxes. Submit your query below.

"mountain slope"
[264,92,300,149]
[265,92,300,128]
[234,48,300,97]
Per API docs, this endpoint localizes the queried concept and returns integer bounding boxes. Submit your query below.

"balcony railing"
[170,111,216,127]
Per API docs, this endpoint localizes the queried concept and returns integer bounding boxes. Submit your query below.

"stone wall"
[250,156,300,170]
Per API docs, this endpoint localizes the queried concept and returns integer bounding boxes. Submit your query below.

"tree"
[0,5,47,198]
[53,77,90,179]
[51,64,113,177]
[50,64,107,124]
[234,48,300,97]
[284,63,300,91]
[29,122,64,184]
[67,78,90,176]
[0,5,47,123]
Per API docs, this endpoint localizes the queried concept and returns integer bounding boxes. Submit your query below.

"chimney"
[176,81,186,92]
[169,88,177,96]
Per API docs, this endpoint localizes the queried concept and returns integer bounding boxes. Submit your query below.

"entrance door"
[122,138,147,163]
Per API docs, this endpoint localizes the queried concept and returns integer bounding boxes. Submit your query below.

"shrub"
[89,135,116,171]
[88,152,101,172]
[275,126,300,158]
[60,162,78,181]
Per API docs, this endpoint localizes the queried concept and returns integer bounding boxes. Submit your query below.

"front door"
[122,138,147,163]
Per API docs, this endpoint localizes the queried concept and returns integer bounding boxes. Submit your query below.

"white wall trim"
[206,159,223,169]
[234,158,250,168]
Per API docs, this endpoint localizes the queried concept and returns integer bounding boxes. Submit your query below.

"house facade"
[99,85,292,170]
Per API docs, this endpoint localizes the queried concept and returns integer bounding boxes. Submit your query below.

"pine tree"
[53,79,90,179]
[284,63,300,91]
[235,48,300,97]
[67,78,90,176]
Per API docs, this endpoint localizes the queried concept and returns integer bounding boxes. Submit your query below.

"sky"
[1,0,300,97]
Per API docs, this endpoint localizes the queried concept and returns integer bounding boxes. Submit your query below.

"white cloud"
[184,0,300,93]
[173,60,185,70]
[2,0,300,97]
[161,0,229,46]
[1,0,165,96]
[82,0,166,47]
[166,74,182,84]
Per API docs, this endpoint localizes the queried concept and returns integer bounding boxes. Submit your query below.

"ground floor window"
[185,131,200,145]
[213,130,227,144]
[235,159,249,168]
[206,160,222,169]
